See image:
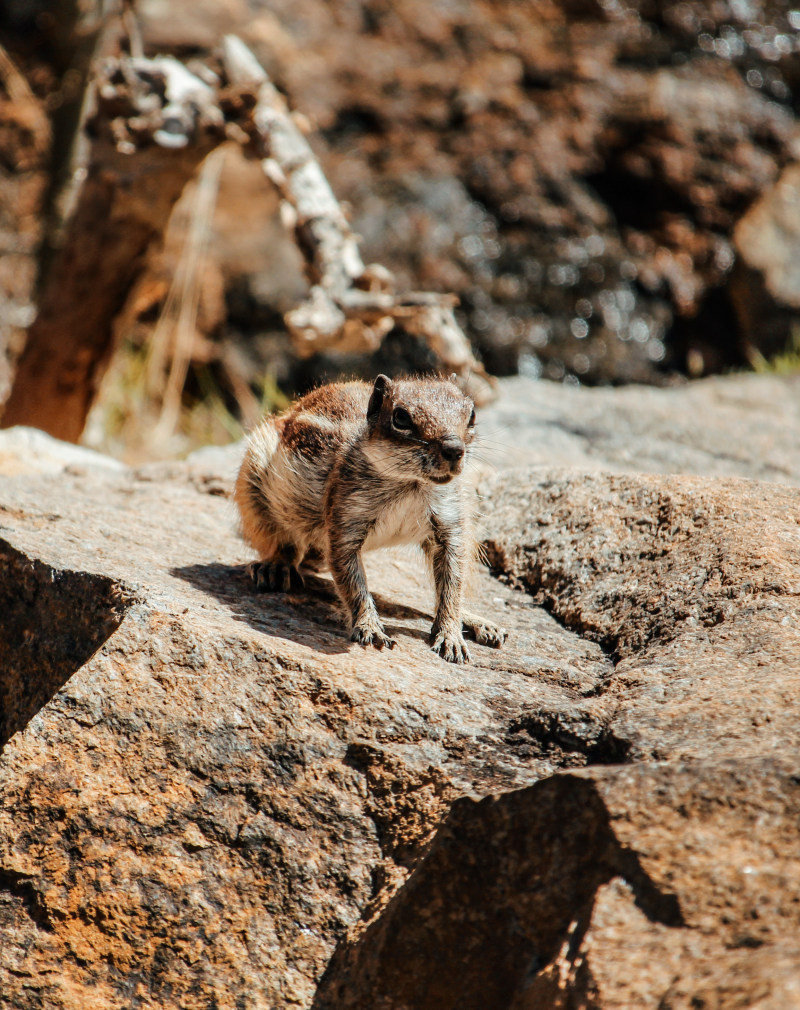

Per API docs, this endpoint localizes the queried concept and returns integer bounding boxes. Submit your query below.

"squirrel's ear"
[367,374,391,420]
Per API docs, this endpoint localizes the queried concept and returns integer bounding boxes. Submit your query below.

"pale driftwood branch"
[222,34,365,296]
[221,35,496,404]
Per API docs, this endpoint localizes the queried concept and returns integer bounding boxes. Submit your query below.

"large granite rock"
[1,374,799,1007]
[478,371,800,482]
[315,440,800,1007]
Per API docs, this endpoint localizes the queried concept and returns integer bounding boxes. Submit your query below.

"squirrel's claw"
[462,612,508,649]
[247,560,300,593]
[430,628,472,664]
[351,622,397,651]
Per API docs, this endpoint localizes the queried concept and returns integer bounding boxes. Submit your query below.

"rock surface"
[1,374,800,1008]
[315,761,800,1010]
[315,445,800,1008]
[478,371,800,482]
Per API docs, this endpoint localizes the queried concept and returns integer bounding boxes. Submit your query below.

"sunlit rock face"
[2,374,800,1008]
[134,0,800,384]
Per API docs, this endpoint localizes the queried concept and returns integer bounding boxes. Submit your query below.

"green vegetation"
[748,325,800,376]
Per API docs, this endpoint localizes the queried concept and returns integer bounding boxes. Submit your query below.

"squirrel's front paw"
[351,619,397,651]
[430,626,472,664]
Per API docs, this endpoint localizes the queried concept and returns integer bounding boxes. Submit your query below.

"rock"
[483,470,800,762]
[5,2,800,407]
[732,162,800,359]
[316,464,800,1007]
[314,762,800,1010]
[0,431,606,1007]
[1,374,800,1007]
[0,426,125,477]
[477,372,800,483]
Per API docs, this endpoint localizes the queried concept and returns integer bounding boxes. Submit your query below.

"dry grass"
[83,149,289,464]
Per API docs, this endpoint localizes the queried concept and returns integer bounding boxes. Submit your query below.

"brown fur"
[234,374,507,663]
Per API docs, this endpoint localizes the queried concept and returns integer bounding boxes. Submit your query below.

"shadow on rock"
[171,562,433,656]
[0,541,129,749]
[312,772,683,1010]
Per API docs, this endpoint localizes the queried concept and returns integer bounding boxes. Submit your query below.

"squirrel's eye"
[468,409,476,427]
[392,407,413,430]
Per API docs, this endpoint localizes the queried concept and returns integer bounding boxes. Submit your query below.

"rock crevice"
[0,540,130,748]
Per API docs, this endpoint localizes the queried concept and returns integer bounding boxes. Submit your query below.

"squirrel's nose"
[440,437,465,462]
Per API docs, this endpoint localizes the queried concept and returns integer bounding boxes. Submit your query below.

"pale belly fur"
[362,489,432,552]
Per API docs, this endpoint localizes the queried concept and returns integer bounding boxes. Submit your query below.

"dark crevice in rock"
[529,588,619,663]
[0,541,130,750]
[0,869,54,933]
[312,774,684,1010]
[537,594,620,663]
[506,710,631,767]
[485,525,735,669]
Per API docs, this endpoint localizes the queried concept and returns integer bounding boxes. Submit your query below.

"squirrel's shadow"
[170,562,433,656]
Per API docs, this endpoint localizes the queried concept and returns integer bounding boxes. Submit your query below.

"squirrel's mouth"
[429,473,454,484]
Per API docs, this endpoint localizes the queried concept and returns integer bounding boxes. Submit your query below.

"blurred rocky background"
[2,0,800,459]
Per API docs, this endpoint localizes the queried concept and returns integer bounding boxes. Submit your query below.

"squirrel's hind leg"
[461,610,507,648]
[247,544,305,593]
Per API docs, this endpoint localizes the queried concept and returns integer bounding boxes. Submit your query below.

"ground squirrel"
[234,373,507,663]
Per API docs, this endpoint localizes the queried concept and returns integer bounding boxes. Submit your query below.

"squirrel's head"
[364,373,476,485]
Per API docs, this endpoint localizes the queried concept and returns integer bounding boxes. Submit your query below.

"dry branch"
[1,32,495,442]
[221,36,496,404]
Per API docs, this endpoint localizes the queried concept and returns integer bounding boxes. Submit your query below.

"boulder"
[0,421,603,1008]
[1,374,800,1007]
[732,163,800,359]
[478,371,800,482]
[314,433,800,1007]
